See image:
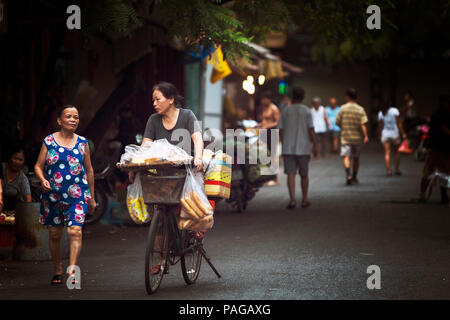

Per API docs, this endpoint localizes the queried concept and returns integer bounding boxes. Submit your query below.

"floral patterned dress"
[39,134,91,227]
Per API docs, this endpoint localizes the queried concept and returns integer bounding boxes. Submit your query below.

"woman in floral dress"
[34,105,96,285]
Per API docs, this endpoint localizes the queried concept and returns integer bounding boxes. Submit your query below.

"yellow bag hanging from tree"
[206,46,232,84]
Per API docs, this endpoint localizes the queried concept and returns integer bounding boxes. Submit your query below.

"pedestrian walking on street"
[377,96,407,176]
[418,94,450,204]
[279,87,318,209]
[325,97,341,154]
[256,91,281,186]
[34,105,96,285]
[311,97,332,158]
[336,88,369,185]
[278,94,292,115]
[401,91,418,138]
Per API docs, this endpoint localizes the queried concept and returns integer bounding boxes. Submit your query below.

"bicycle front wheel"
[180,230,202,285]
[145,206,169,294]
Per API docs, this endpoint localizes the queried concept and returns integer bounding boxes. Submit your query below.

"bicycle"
[119,161,221,295]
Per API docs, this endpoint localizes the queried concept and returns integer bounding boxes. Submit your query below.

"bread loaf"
[190,215,214,230]
[178,218,195,229]
[191,192,213,216]
[180,198,200,219]
[185,195,205,218]
[180,208,191,219]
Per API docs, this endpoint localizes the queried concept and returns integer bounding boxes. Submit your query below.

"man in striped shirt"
[336,88,369,185]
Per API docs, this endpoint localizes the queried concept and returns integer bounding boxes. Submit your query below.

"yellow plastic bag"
[126,173,152,224]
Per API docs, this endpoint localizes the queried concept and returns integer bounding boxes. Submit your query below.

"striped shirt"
[336,102,368,145]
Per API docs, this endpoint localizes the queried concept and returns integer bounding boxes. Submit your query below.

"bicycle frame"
[156,205,202,265]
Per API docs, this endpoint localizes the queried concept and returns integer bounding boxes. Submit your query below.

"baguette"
[178,218,194,230]
[191,192,213,216]
[185,195,205,219]
[180,198,200,220]
[190,215,214,230]
[200,214,213,224]
[180,208,191,219]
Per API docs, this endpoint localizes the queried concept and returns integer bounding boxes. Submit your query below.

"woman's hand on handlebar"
[194,158,203,172]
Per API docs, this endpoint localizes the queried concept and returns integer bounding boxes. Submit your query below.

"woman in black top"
[131,82,205,275]
[142,81,204,171]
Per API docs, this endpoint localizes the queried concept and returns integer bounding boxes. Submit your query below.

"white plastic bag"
[119,139,193,166]
[178,167,214,231]
[126,173,152,224]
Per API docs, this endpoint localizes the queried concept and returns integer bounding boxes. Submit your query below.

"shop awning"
[229,42,303,78]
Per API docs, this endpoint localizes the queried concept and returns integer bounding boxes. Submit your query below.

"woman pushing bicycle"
[128,81,205,275]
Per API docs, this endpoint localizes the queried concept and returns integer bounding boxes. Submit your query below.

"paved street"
[1,144,449,300]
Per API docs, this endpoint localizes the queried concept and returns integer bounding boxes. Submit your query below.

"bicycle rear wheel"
[145,206,169,294]
[180,230,202,285]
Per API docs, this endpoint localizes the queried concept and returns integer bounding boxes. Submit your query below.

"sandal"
[195,230,206,240]
[51,274,63,285]
[346,176,353,185]
[301,202,311,208]
[286,203,296,209]
[150,263,162,275]
[66,272,79,286]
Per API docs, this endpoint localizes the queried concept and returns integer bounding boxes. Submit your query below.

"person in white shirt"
[377,96,407,176]
[311,97,332,158]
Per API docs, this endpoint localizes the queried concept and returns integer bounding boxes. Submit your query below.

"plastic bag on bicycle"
[178,167,214,231]
[126,173,152,224]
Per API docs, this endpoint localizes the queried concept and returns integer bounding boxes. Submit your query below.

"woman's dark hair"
[6,143,26,162]
[152,82,184,107]
[57,105,79,118]
[346,88,357,100]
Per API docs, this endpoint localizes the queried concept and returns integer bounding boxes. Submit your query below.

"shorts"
[330,131,340,139]
[39,198,87,228]
[283,155,310,176]
[422,149,450,180]
[340,144,361,158]
[381,136,401,145]
[315,132,327,143]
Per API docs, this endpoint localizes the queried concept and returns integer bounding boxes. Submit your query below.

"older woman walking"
[34,105,96,285]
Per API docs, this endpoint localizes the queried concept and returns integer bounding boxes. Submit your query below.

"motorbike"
[223,120,276,213]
